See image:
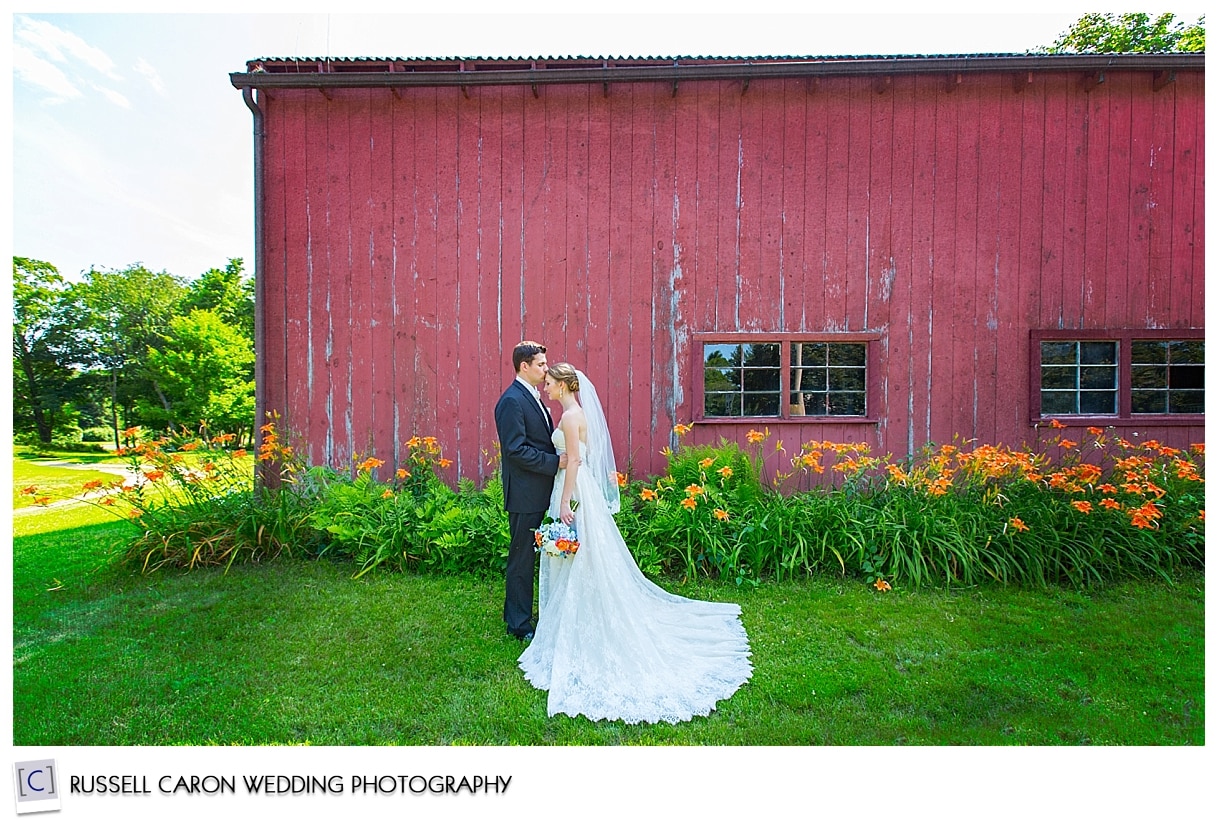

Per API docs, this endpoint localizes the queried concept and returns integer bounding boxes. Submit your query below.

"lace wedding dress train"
[517,428,752,724]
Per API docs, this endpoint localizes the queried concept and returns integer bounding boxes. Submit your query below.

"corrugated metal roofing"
[248,53,1048,65]
[233,52,1202,89]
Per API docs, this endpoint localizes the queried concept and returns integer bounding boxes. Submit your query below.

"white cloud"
[133,57,167,95]
[15,14,122,80]
[90,83,133,109]
[12,43,82,103]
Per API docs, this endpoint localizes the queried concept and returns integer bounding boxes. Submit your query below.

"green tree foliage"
[70,264,187,446]
[180,258,254,340]
[12,258,80,444]
[1045,12,1204,53]
[140,309,256,442]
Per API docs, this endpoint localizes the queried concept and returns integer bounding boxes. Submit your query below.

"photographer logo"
[12,760,60,814]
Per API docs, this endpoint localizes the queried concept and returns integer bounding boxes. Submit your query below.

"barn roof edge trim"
[230,53,1204,90]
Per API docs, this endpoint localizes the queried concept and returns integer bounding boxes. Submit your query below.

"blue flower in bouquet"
[534,518,579,557]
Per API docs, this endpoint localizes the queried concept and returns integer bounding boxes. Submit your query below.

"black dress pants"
[504,509,544,635]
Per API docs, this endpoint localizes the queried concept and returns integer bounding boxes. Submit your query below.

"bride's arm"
[558,411,581,525]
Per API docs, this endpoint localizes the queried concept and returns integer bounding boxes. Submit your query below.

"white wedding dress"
[517,427,753,724]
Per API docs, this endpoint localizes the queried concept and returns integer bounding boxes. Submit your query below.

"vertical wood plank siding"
[258,70,1204,482]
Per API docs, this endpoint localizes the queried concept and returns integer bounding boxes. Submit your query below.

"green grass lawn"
[12,458,127,509]
[12,499,1204,746]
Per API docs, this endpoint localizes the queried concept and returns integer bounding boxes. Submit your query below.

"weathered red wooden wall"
[256,67,1204,483]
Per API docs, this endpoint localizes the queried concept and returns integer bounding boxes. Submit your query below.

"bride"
[517,363,752,724]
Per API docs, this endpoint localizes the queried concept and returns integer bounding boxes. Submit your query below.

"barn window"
[1039,341,1119,415]
[789,342,867,416]
[1131,340,1204,414]
[702,343,782,417]
[696,334,877,422]
[1032,331,1204,423]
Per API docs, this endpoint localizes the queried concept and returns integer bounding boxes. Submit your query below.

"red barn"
[230,54,1204,483]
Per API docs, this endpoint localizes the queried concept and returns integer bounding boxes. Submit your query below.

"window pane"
[742,367,780,392]
[1170,391,1204,414]
[743,392,780,416]
[1169,364,1204,390]
[704,344,737,367]
[1080,365,1117,390]
[1041,367,1076,390]
[828,368,865,392]
[831,344,867,367]
[1132,340,1168,364]
[828,392,866,416]
[1170,340,1204,364]
[1041,391,1077,415]
[1080,390,1117,415]
[1132,390,1167,414]
[741,343,780,367]
[1041,342,1077,365]
[792,367,826,392]
[791,342,827,367]
[1081,342,1117,365]
[1131,365,1167,389]
[798,393,827,415]
[703,393,733,417]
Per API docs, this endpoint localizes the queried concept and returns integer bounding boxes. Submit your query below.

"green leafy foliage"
[25,418,1203,593]
[1044,12,1204,53]
[140,309,255,440]
[11,255,256,449]
[619,425,1204,590]
[12,258,82,444]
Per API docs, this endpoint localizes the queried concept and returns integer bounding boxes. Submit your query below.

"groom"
[494,341,567,641]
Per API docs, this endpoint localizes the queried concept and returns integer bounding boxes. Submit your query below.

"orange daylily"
[640,488,658,502]
[1009,517,1029,533]
[673,423,693,436]
[680,496,698,510]
[713,508,729,521]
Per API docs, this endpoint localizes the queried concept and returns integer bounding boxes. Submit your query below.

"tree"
[1044,12,1204,53]
[71,264,187,447]
[180,258,254,340]
[140,310,256,443]
[12,257,80,444]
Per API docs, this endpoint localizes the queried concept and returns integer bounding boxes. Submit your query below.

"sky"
[7,4,1166,283]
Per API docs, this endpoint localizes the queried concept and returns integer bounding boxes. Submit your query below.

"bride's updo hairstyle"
[547,362,580,393]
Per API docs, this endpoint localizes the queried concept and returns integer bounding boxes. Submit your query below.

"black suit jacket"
[494,379,560,513]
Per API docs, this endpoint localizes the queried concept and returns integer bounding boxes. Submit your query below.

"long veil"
[575,369,621,514]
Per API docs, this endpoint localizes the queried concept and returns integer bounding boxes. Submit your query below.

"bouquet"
[534,517,579,558]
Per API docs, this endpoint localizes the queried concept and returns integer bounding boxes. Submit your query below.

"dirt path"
[14,460,143,515]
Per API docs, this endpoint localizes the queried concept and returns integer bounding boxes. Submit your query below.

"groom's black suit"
[494,378,560,638]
